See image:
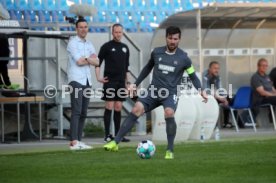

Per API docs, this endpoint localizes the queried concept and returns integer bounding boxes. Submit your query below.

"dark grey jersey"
[135,46,198,95]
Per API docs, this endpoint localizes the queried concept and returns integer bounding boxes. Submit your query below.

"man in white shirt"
[67,18,99,150]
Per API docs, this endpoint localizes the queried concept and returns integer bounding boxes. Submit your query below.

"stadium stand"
[2,0,276,32]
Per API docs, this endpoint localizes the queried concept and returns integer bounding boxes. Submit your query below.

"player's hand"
[98,77,109,83]
[128,84,137,98]
[201,91,208,103]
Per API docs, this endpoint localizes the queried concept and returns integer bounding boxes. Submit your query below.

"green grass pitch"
[0,138,276,183]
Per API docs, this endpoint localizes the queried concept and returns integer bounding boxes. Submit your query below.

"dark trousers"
[0,61,11,86]
[262,96,276,106]
[69,81,91,141]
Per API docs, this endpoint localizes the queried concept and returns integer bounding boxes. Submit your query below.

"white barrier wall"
[152,94,219,142]
[189,96,219,140]
[152,95,197,141]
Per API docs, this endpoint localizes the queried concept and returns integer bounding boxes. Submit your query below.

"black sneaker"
[121,137,130,142]
[104,134,114,143]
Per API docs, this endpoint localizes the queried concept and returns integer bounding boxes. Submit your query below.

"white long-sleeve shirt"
[67,36,96,86]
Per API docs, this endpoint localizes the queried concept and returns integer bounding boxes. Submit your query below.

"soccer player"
[95,24,130,143]
[104,26,208,159]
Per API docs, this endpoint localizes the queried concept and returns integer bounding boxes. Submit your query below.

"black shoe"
[104,134,114,143]
[121,137,130,142]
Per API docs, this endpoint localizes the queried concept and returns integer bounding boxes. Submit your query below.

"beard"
[167,44,177,52]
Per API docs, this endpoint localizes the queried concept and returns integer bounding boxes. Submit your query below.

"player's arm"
[134,52,155,87]
[186,65,208,102]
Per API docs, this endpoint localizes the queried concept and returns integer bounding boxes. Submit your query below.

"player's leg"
[114,82,130,142]
[104,91,159,151]
[114,92,160,144]
[103,101,144,151]
[162,94,178,159]
[104,101,114,142]
[114,101,123,136]
[113,101,144,143]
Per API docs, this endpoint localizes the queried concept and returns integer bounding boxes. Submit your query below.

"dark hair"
[257,58,267,66]
[166,26,181,38]
[75,18,87,28]
[209,61,219,68]
[112,23,123,32]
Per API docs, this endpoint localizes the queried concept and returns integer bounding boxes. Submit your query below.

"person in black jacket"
[0,37,19,90]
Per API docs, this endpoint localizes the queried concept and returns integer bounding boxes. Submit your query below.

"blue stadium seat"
[38,10,52,30]
[131,11,143,23]
[158,0,173,12]
[55,0,69,11]
[28,0,41,11]
[70,0,80,4]
[2,0,15,10]
[146,0,158,11]
[118,11,130,24]
[23,10,40,30]
[52,10,65,22]
[93,0,108,11]
[23,10,37,23]
[81,0,93,5]
[42,0,56,11]
[8,10,23,21]
[133,0,146,11]
[92,11,107,23]
[229,86,257,132]
[172,0,182,11]
[14,0,29,10]
[52,11,69,31]
[108,0,120,11]
[123,21,137,32]
[139,22,154,32]
[181,0,194,11]
[106,11,118,23]
[143,11,155,23]
[155,11,167,23]
[121,0,133,11]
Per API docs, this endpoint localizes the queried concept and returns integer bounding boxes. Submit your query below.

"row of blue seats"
[9,10,169,24]
[2,0,191,11]
[4,0,275,12]
[8,9,158,32]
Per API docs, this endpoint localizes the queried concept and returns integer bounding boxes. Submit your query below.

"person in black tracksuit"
[0,37,11,87]
[96,24,130,142]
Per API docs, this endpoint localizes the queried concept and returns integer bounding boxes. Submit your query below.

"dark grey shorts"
[138,92,179,112]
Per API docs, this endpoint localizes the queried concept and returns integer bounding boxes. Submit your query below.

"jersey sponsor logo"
[122,47,127,53]
[158,64,175,73]
[112,48,116,51]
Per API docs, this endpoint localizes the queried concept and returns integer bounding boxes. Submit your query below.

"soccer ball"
[136,140,156,159]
